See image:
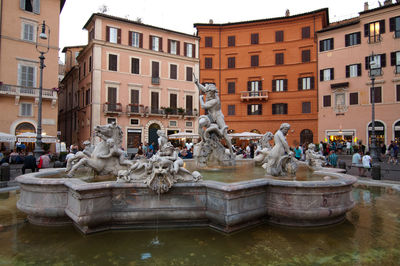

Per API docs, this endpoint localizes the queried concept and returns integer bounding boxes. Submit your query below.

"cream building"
[317,2,400,146]
[59,13,200,154]
[0,0,65,151]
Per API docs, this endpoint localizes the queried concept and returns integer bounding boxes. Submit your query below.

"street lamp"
[369,52,381,180]
[34,21,50,159]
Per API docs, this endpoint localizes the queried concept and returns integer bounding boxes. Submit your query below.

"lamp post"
[33,21,50,159]
[369,52,381,180]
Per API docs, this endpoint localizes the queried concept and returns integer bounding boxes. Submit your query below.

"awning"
[168,132,199,139]
[0,132,16,142]
[16,133,57,143]
[228,132,263,140]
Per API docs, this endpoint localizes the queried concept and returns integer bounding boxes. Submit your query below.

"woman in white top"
[361,152,372,177]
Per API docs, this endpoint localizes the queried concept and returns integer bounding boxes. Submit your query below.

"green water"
[1,186,400,265]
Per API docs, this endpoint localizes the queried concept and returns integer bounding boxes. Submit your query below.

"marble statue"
[254,131,273,166]
[262,123,297,176]
[305,143,326,169]
[65,122,202,193]
[193,74,235,167]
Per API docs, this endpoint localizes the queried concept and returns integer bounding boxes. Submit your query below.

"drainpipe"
[219,26,221,93]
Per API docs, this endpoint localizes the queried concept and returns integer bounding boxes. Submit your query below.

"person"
[142,142,148,155]
[249,142,255,159]
[328,150,338,168]
[0,151,4,164]
[38,152,51,169]
[22,152,37,174]
[352,150,363,176]
[361,152,372,177]
[146,148,154,159]
[346,141,352,155]
[9,150,18,164]
[149,142,154,153]
[294,145,302,160]
[380,142,386,160]
[391,141,399,165]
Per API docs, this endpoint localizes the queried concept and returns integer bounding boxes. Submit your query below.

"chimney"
[285,9,290,17]
[364,2,369,10]
[209,19,214,24]
[384,0,392,5]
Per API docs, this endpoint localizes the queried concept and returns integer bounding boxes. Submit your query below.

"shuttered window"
[205,37,212,47]
[129,31,142,48]
[345,32,361,46]
[302,26,310,39]
[151,61,159,78]
[302,50,310,63]
[275,31,284,42]
[20,103,33,116]
[302,102,311,113]
[186,67,193,81]
[186,95,193,113]
[228,36,235,47]
[205,58,213,69]
[228,105,235,116]
[20,0,40,14]
[323,95,331,107]
[108,54,117,71]
[251,55,259,67]
[319,38,334,52]
[370,87,382,103]
[350,92,358,105]
[272,79,287,92]
[170,93,177,109]
[18,65,35,87]
[346,64,361,78]
[251,33,259,44]
[272,103,287,115]
[170,64,177,80]
[275,53,284,65]
[248,104,262,115]
[228,82,235,94]
[131,58,140,74]
[22,23,34,41]
[228,57,235,68]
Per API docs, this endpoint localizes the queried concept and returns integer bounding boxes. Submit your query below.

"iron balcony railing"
[103,103,122,113]
[240,90,268,101]
[151,77,160,85]
[0,83,57,99]
[126,104,140,114]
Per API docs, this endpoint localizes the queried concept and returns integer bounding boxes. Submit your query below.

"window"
[170,93,177,111]
[130,119,139,125]
[205,57,213,69]
[298,77,314,90]
[319,38,334,52]
[170,64,177,79]
[108,54,117,71]
[365,54,386,76]
[275,31,284,42]
[20,0,40,13]
[320,68,334,81]
[184,43,195,57]
[391,51,400,74]
[131,58,140,74]
[168,39,179,55]
[89,29,95,41]
[275,53,284,65]
[228,57,235,68]
[228,36,235,47]
[350,92,358,105]
[272,79,287,92]
[302,26,310,39]
[251,33,259,44]
[251,55,259,67]
[323,95,331,107]
[20,103,32,116]
[129,31,142,48]
[272,103,287,115]
[365,20,385,43]
[186,95,193,114]
[248,80,262,96]
[345,32,361,46]
[302,102,311,113]
[370,86,382,103]
[302,50,310,63]
[186,121,193,127]
[205,37,213,47]
[346,64,361,77]
[89,56,92,72]
[151,91,159,113]
[397,85,400,102]
[390,16,400,38]
[107,118,116,124]
[228,105,235,116]
[248,104,262,115]
[107,27,120,44]
[18,65,35,87]
[85,89,90,105]
[186,67,193,81]
[83,62,86,77]
[130,90,139,113]
[169,121,177,127]
[150,36,162,51]
[151,61,159,78]
[228,82,235,94]
[22,22,35,41]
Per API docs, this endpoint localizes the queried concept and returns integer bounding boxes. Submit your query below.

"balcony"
[151,77,160,85]
[103,103,122,115]
[0,83,57,107]
[185,109,198,119]
[369,68,383,77]
[367,34,382,44]
[150,107,164,116]
[126,104,140,115]
[240,90,268,101]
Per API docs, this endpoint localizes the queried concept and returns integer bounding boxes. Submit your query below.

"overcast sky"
[59,0,382,61]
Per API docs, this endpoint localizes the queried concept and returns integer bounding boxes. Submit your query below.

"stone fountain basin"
[16,168,357,234]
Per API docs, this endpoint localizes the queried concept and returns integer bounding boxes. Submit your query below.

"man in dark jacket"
[22,152,37,174]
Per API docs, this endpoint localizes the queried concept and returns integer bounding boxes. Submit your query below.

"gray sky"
[59,0,381,60]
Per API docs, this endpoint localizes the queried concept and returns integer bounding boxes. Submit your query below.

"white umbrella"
[228,132,263,140]
[168,132,200,139]
[0,132,16,142]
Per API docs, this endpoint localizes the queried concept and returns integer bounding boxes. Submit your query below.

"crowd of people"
[0,149,54,174]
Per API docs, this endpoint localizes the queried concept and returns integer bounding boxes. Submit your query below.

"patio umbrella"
[228,132,263,140]
[168,132,200,139]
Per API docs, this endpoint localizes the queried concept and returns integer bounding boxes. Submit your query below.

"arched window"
[148,123,161,151]
[300,129,313,145]
[15,122,35,135]
[368,121,385,145]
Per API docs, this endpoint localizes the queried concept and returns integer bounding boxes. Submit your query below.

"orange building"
[195,9,329,146]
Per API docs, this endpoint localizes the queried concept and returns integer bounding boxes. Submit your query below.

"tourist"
[142,142,148,155]
[38,152,51,169]
[352,150,363,176]
[0,150,4,164]
[346,141,352,155]
[21,152,37,174]
[380,142,386,160]
[328,150,338,168]
[361,152,372,177]
[146,148,153,159]
[9,150,19,164]
[294,145,302,160]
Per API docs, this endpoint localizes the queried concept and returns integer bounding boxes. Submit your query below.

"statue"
[254,132,273,165]
[305,143,326,169]
[262,123,297,176]
[193,74,235,167]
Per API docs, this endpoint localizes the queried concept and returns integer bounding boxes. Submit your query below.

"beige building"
[59,13,200,154]
[0,0,65,151]
[317,2,400,146]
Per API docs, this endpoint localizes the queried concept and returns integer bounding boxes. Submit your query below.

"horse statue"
[66,123,129,177]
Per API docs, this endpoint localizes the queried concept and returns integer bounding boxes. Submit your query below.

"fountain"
[16,80,356,234]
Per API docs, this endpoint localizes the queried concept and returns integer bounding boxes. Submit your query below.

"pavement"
[1,156,399,191]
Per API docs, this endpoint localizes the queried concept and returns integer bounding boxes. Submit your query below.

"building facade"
[317,2,400,146]
[0,0,65,150]
[59,13,200,153]
[194,9,329,146]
